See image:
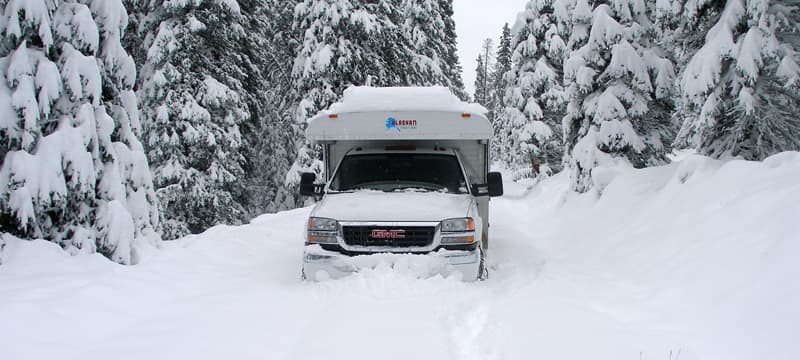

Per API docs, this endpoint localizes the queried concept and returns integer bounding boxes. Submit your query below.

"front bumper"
[302,245,482,281]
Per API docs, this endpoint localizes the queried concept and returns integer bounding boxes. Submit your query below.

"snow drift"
[1,152,798,360]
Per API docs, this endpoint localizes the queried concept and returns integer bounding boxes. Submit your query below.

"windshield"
[329,153,469,194]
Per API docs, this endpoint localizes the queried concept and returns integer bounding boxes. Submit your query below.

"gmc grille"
[342,226,435,247]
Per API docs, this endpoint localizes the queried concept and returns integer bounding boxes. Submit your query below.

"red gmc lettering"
[370,229,406,239]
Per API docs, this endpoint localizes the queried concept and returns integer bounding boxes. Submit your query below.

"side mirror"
[299,172,323,197]
[472,172,504,197]
[487,172,503,197]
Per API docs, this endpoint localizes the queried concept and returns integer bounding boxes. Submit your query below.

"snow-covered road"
[2,153,799,360]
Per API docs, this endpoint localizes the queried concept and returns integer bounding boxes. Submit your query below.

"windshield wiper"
[390,184,447,193]
[326,189,354,194]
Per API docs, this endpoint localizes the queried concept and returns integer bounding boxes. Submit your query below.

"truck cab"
[298,87,503,281]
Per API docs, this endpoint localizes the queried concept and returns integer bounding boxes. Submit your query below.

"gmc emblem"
[370,229,406,239]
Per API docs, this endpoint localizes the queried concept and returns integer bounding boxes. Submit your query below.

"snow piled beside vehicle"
[1,152,798,360]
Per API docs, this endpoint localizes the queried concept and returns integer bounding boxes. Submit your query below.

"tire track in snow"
[438,193,552,360]
[443,301,503,360]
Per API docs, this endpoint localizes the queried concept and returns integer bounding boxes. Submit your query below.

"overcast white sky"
[453,0,529,98]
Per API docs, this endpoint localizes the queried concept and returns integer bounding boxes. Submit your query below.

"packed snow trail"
[1,153,799,360]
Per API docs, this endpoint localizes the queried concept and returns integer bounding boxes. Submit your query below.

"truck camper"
[299,87,503,281]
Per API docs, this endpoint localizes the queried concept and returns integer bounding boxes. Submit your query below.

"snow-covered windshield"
[329,153,469,194]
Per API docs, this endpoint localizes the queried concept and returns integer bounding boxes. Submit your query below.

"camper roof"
[306,87,492,143]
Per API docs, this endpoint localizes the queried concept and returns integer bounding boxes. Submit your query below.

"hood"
[312,191,473,222]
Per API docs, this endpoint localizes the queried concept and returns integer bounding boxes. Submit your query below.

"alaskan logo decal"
[386,117,417,132]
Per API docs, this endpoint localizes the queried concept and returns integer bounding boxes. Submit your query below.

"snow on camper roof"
[306,86,492,142]
[324,86,487,114]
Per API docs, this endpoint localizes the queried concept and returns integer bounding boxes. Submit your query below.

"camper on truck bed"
[299,86,503,281]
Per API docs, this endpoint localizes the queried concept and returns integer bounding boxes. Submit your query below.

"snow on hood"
[311,190,473,222]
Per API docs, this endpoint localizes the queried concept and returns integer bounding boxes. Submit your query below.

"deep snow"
[1,153,798,360]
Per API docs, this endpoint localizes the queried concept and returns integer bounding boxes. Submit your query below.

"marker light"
[441,235,475,245]
[328,114,338,119]
[461,113,472,118]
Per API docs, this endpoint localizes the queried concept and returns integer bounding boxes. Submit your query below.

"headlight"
[307,217,339,244]
[308,217,339,231]
[440,218,475,233]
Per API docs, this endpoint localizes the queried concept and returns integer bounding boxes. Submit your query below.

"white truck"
[299,87,503,281]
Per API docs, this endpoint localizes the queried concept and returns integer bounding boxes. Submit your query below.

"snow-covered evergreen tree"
[562,1,676,192]
[492,23,513,119]
[435,0,468,100]
[137,0,249,239]
[0,0,159,263]
[473,54,490,106]
[495,0,571,179]
[669,0,800,159]
[400,0,467,99]
[125,0,302,219]
[473,38,495,110]
[236,0,301,215]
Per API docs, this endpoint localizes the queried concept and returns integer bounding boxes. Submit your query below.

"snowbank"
[1,153,798,360]
[491,152,800,360]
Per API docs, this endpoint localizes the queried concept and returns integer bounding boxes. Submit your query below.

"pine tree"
[495,0,571,179]
[669,0,800,160]
[473,39,495,107]
[562,1,676,192]
[474,54,489,105]
[432,0,468,100]
[492,23,513,118]
[126,0,303,218]
[0,0,159,263]
[137,0,250,239]
[400,0,468,98]
[237,0,302,215]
